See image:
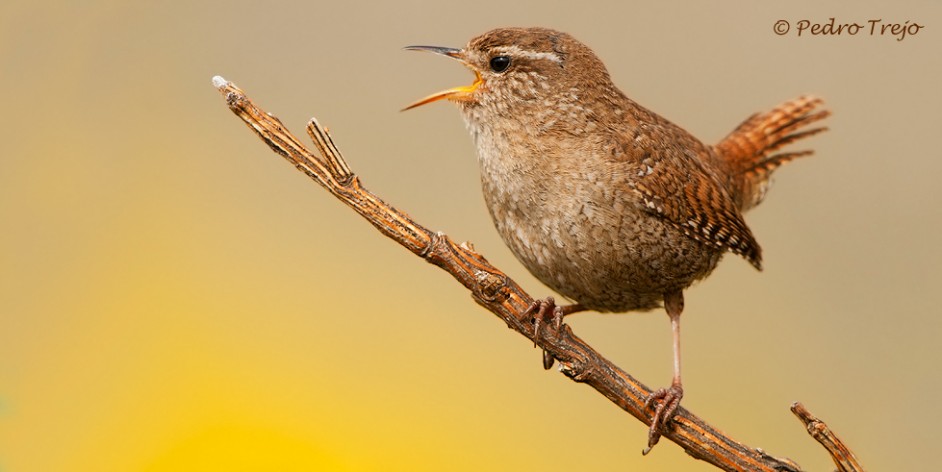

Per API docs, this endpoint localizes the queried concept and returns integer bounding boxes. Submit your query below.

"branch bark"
[791,402,866,472]
[212,76,864,472]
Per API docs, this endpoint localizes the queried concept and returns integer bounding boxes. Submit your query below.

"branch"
[212,76,863,472]
[791,403,866,472]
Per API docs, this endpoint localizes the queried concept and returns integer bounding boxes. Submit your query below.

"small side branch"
[212,76,864,472]
[791,402,865,472]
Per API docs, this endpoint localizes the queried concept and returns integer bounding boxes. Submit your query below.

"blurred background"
[2,0,939,470]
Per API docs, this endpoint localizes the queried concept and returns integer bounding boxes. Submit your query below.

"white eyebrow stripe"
[497,45,562,63]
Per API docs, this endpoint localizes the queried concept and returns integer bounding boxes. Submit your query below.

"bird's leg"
[643,290,685,454]
[524,297,585,369]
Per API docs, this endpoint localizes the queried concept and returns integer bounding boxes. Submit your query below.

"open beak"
[402,45,482,111]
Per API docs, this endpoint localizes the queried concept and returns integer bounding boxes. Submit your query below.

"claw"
[525,297,565,369]
[524,298,555,348]
[524,298,585,370]
[642,384,684,453]
[542,349,555,370]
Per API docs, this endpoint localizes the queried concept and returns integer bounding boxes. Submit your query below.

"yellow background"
[2,1,940,470]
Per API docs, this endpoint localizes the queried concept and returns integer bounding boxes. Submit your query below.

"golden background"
[2,0,939,470]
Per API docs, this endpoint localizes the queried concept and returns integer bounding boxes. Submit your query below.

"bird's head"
[403,27,612,113]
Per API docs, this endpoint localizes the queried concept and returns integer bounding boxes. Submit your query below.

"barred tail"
[713,96,830,211]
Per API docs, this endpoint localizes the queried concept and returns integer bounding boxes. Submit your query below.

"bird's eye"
[489,55,511,73]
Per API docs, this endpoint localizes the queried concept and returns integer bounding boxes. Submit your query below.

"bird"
[402,27,829,449]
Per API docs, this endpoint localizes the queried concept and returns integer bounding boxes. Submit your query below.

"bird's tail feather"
[713,96,830,211]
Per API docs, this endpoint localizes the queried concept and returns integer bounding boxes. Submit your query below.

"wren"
[404,27,829,449]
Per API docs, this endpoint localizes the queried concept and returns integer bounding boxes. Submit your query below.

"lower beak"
[402,45,482,111]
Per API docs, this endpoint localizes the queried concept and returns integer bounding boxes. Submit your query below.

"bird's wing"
[616,123,763,270]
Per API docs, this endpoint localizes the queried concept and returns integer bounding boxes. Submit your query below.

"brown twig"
[212,76,863,472]
[791,403,866,472]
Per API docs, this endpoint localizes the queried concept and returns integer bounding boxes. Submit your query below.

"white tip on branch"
[212,75,229,90]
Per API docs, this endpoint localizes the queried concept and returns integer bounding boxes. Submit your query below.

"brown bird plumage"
[405,27,829,449]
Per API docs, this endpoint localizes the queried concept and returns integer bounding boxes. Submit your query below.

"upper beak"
[402,45,482,111]
[404,45,462,58]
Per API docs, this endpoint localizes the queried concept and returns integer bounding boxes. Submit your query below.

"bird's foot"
[642,383,684,454]
[524,297,566,369]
